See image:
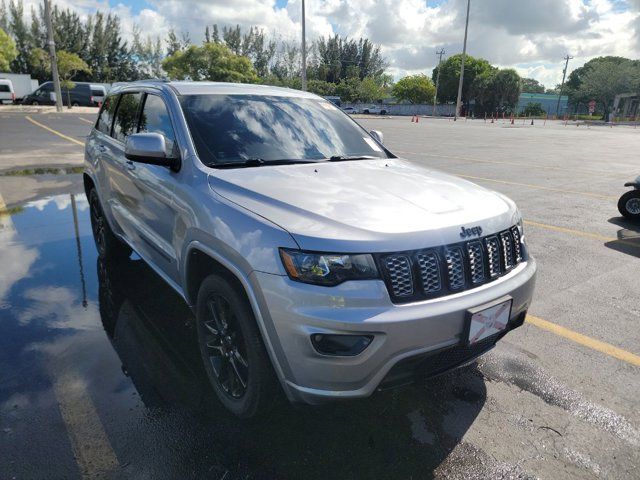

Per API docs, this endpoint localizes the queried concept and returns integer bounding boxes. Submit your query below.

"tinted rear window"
[180,94,387,166]
[91,89,104,96]
[96,96,118,135]
[112,92,143,142]
[0,85,10,92]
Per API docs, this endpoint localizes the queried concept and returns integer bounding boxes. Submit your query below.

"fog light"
[311,334,373,356]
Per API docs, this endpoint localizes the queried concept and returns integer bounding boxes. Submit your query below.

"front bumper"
[251,258,536,404]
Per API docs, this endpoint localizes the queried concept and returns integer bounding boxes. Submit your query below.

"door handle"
[125,160,136,171]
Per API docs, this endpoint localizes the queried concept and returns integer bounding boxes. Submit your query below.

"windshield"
[180,94,387,166]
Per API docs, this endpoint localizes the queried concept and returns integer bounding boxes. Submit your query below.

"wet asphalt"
[0,112,639,479]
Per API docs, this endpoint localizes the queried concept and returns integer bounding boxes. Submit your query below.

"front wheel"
[618,190,640,220]
[196,274,277,418]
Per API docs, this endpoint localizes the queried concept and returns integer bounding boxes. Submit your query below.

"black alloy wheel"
[195,274,277,418]
[201,293,249,399]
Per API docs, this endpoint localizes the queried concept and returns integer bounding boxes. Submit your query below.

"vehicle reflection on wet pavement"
[0,193,490,479]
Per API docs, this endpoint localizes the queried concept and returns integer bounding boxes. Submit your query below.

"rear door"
[102,91,145,250]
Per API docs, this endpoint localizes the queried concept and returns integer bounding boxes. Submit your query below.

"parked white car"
[0,79,15,104]
[342,106,358,114]
[362,105,388,115]
[90,85,107,106]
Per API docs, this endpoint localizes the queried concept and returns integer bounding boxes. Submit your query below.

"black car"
[22,81,93,106]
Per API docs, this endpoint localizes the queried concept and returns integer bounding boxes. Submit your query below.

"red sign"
[588,100,596,113]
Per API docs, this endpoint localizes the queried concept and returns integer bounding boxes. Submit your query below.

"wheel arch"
[183,241,292,393]
[83,172,95,197]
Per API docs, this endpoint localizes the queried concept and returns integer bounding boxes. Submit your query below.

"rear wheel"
[618,190,640,221]
[89,188,131,260]
[196,274,276,418]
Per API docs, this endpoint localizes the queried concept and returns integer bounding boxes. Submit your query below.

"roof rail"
[131,78,171,84]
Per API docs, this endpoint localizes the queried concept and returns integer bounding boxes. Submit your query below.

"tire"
[618,190,640,221]
[363,109,370,114]
[32,101,39,105]
[89,188,132,261]
[380,110,387,115]
[72,102,80,107]
[196,274,277,418]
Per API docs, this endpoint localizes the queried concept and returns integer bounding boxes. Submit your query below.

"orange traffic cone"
[415,115,419,123]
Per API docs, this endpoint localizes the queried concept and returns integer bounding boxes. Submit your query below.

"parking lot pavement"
[1,114,639,479]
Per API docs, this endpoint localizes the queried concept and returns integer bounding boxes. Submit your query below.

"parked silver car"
[84,80,536,417]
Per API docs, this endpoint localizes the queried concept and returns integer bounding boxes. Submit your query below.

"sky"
[21,0,640,87]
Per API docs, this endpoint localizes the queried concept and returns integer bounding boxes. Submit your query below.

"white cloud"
[30,0,640,88]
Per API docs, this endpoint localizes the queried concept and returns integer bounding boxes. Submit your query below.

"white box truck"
[0,73,38,103]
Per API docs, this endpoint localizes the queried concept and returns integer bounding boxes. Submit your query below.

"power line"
[433,48,445,117]
[555,54,573,117]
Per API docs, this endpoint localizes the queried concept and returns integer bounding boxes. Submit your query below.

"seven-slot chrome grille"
[378,225,525,304]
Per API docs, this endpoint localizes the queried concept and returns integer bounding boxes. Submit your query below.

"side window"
[96,96,118,135]
[112,92,143,143]
[139,94,177,155]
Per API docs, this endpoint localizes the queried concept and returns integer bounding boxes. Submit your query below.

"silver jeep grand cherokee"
[84,81,536,418]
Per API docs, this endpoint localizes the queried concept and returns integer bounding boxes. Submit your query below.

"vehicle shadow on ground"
[98,257,487,479]
[605,217,640,258]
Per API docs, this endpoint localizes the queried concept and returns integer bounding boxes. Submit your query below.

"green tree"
[521,77,545,93]
[431,54,493,103]
[577,58,640,118]
[523,102,545,116]
[359,76,387,102]
[565,56,640,117]
[391,74,435,104]
[31,48,90,107]
[0,27,16,70]
[306,78,336,96]
[492,69,521,111]
[162,42,258,83]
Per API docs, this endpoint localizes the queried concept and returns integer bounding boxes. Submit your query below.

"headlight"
[279,249,379,286]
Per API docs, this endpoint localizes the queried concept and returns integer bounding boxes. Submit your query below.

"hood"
[208,158,519,252]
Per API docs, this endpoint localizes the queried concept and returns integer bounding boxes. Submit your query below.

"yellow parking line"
[51,372,120,477]
[455,173,617,200]
[526,315,640,367]
[78,117,94,124]
[26,115,84,146]
[524,220,614,242]
[524,219,640,249]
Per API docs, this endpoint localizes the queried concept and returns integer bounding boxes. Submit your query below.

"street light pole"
[555,54,572,117]
[433,48,445,117]
[455,0,471,120]
[44,0,63,112]
[301,0,307,91]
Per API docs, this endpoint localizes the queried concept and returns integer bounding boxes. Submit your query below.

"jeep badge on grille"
[460,226,483,238]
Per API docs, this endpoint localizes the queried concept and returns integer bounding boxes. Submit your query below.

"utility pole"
[301,0,307,91]
[433,48,445,117]
[555,54,572,117]
[455,0,471,120]
[44,0,63,112]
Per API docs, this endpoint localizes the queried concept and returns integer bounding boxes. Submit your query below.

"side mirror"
[125,133,179,170]
[369,130,383,144]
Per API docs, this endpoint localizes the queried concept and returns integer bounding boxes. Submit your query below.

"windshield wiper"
[327,155,378,162]
[210,158,318,169]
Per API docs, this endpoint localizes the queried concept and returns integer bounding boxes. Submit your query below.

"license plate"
[465,298,512,345]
